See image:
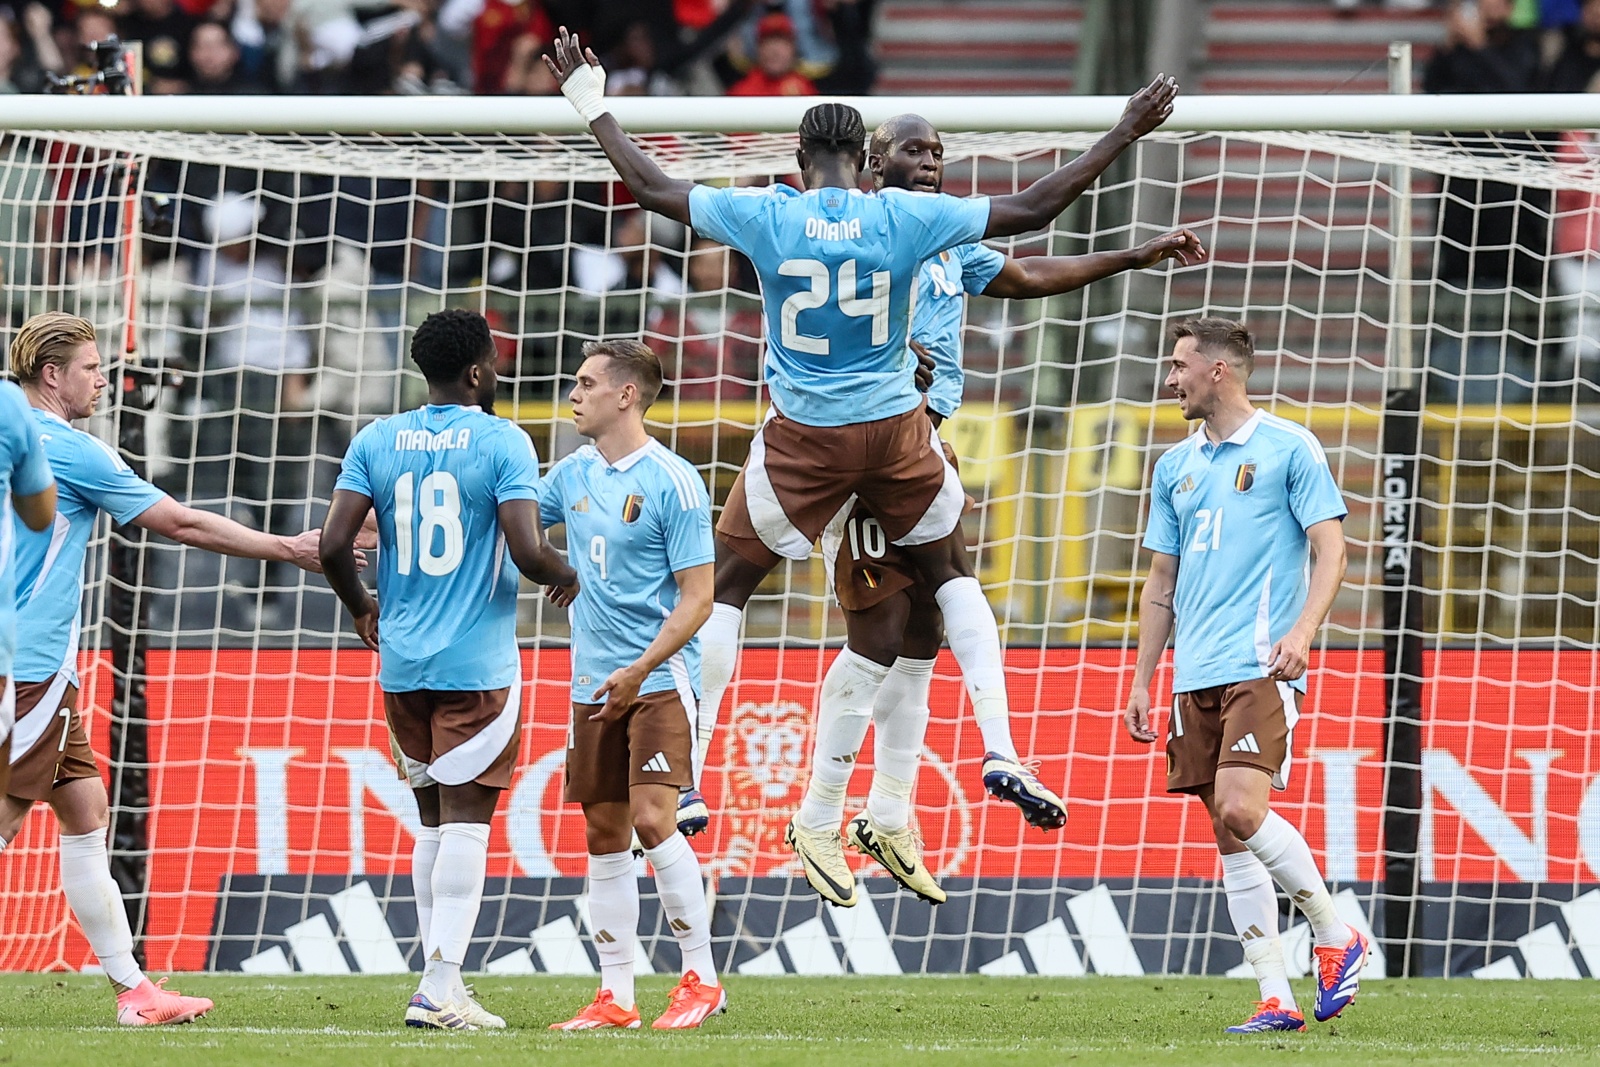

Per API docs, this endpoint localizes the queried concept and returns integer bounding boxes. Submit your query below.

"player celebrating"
[803,114,1206,903]
[321,309,578,1031]
[547,27,1178,905]
[2,311,327,1026]
[1123,318,1367,1032]
[0,379,56,799]
[538,341,722,1031]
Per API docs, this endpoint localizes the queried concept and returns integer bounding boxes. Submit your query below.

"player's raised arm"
[320,487,380,651]
[546,27,696,226]
[134,495,326,573]
[984,74,1177,239]
[499,498,579,592]
[983,228,1206,299]
[1124,550,1177,744]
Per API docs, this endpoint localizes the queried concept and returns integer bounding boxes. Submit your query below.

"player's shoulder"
[640,441,708,510]
[1153,431,1205,474]
[544,443,597,481]
[36,412,112,469]
[1254,411,1330,464]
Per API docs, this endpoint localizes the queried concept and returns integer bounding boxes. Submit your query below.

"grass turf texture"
[2,974,1597,1066]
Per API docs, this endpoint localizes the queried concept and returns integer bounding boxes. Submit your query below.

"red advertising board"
[0,647,1595,972]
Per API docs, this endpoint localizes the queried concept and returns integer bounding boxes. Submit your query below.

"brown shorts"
[8,674,97,801]
[1166,678,1302,794]
[717,400,966,569]
[383,685,520,790]
[565,689,694,805]
[825,441,970,612]
[0,676,12,799]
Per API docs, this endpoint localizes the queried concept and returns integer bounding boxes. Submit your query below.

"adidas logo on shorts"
[642,752,672,773]
[1230,733,1262,754]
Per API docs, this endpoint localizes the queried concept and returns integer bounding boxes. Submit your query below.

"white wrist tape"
[561,62,609,124]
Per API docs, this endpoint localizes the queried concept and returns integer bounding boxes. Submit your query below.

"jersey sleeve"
[333,422,377,499]
[535,462,567,530]
[1142,457,1182,556]
[688,184,768,256]
[4,398,53,498]
[69,434,166,525]
[883,189,992,262]
[659,464,715,572]
[1286,434,1348,530]
[494,425,542,503]
[957,243,1007,296]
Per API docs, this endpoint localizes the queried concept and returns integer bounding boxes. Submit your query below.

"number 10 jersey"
[335,404,542,692]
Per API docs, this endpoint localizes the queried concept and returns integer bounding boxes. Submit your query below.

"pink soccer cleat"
[116,977,214,1026]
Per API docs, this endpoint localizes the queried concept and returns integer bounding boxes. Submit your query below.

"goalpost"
[0,92,1597,981]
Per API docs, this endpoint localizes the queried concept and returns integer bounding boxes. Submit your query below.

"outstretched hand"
[1118,74,1179,140]
[1134,228,1207,270]
[543,25,602,88]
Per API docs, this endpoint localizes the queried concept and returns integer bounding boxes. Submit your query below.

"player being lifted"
[538,341,723,1031]
[1123,319,1367,1033]
[321,309,578,1031]
[547,29,1178,905]
[0,379,57,800]
[3,312,327,1025]
[802,113,1206,904]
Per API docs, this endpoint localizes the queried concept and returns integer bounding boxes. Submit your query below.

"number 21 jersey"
[335,404,541,692]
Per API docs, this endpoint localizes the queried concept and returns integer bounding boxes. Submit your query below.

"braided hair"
[798,102,866,157]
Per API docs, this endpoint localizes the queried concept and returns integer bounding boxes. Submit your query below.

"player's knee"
[50,786,109,837]
[1213,790,1266,841]
[631,807,677,851]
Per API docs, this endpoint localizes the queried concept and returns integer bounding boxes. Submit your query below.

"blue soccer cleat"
[677,788,710,837]
[1225,998,1306,1034]
[981,753,1067,830]
[1313,929,1369,1021]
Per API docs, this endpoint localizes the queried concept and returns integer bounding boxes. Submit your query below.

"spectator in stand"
[120,0,200,94]
[647,236,761,401]
[571,209,683,296]
[1424,0,1542,92]
[726,12,814,96]
[189,19,264,92]
[724,0,834,83]
[472,0,548,92]
[814,0,876,93]
[498,26,556,91]
[1544,0,1600,89]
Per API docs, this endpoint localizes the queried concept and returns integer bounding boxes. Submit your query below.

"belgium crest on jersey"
[622,494,645,523]
[1235,463,1256,493]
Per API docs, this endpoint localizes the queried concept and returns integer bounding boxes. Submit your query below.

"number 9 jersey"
[334,404,542,693]
[688,183,989,428]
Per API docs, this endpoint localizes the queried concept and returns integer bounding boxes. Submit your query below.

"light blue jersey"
[335,405,541,693]
[537,440,714,705]
[917,242,1007,419]
[688,183,991,427]
[0,384,55,681]
[1143,410,1347,693]
[13,410,165,685]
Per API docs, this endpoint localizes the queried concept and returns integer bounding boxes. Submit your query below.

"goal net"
[0,100,1596,982]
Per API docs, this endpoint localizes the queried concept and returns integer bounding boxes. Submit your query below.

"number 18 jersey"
[335,404,542,692]
[688,183,990,428]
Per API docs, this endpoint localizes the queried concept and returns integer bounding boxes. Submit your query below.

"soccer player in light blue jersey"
[802,113,1206,902]
[1123,318,1368,1033]
[537,341,723,1031]
[3,311,328,1027]
[548,26,1180,906]
[320,309,578,1031]
[0,379,57,799]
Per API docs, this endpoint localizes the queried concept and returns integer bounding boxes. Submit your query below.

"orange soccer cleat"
[549,988,642,1030]
[650,971,727,1030]
[115,977,214,1026]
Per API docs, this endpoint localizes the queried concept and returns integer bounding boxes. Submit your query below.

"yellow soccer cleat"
[784,816,858,907]
[847,812,946,905]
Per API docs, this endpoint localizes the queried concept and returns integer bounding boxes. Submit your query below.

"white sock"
[933,577,1018,760]
[1242,810,1352,949]
[59,829,145,991]
[412,825,441,952]
[694,603,742,786]
[418,822,489,1003]
[587,850,638,1009]
[1222,850,1295,1008]
[867,657,933,831]
[796,648,888,832]
[644,832,718,986]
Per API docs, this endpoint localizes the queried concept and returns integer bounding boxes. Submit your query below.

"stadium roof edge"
[5,93,1600,134]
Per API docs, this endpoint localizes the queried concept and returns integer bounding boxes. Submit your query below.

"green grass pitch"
[3,974,1598,1066]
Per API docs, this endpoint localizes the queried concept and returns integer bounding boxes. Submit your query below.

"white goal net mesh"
[0,120,1596,980]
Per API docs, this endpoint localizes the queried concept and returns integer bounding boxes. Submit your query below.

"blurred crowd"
[0,0,878,97]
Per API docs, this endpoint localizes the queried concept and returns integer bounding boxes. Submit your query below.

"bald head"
[869,114,945,193]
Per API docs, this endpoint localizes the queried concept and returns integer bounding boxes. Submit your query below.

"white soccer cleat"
[981,752,1067,830]
[405,992,477,1030]
[458,985,506,1029]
